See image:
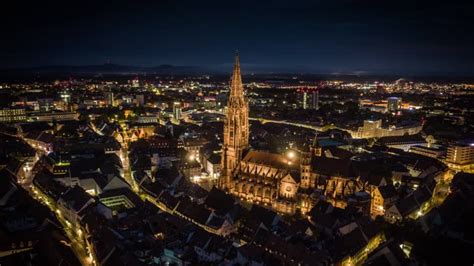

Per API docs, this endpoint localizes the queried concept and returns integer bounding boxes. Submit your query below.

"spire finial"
[312,132,319,147]
[230,52,243,97]
[234,50,240,69]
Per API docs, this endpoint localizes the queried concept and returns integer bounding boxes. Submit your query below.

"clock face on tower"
[285,186,292,192]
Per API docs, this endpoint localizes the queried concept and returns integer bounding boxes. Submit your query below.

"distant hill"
[0,63,205,75]
[1,64,473,83]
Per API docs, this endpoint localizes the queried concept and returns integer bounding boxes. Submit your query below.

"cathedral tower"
[219,53,249,189]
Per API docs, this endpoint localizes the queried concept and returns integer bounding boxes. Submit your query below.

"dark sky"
[1,0,473,75]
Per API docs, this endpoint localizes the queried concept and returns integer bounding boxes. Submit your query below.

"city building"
[351,119,422,139]
[0,107,27,123]
[60,90,72,111]
[131,78,140,88]
[29,111,79,122]
[182,137,208,159]
[445,142,474,172]
[387,97,401,113]
[298,89,319,110]
[375,134,426,151]
[302,91,309,109]
[172,102,182,122]
[135,115,159,124]
[105,91,115,107]
[446,142,474,165]
[409,145,446,159]
[122,95,133,104]
[312,90,319,110]
[370,185,398,218]
[384,180,436,223]
[201,152,221,179]
[136,94,145,106]
[37,98,54,111]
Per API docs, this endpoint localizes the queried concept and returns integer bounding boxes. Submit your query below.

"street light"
[287,151,295,159]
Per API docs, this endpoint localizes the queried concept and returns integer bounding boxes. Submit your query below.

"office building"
[173,102,182,122]
[136,94,145,106]
[446,143,474,165]
[0,108,27,123]
[387,97,401,113]
[299,89,319,110]
[105,91,115,107]
[312,90,319,110]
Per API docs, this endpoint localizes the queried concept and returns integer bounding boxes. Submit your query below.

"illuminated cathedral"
[219,54,378,215]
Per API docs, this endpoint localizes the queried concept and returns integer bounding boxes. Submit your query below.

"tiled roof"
[376,134,425,145]
[60,186,93,212]
[242,150,299,170]
[311,156,355,177]
[204,187,235,215]
[378,185,398,199]
[325,147,354,159]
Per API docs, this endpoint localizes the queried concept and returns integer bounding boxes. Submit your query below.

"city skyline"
[0,54,473,265]
[1,1,473,265]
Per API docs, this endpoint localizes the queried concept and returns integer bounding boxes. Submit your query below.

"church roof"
[242,150,299,170]
[377,185,398,199]
[324,147,353,159]
[311,156,355,177]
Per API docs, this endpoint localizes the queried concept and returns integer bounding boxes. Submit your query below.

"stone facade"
[220,54,249,190]
[230,150,300,214]
[351,119,422,139]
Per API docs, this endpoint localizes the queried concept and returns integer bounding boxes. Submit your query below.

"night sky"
[1,0,473,75]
